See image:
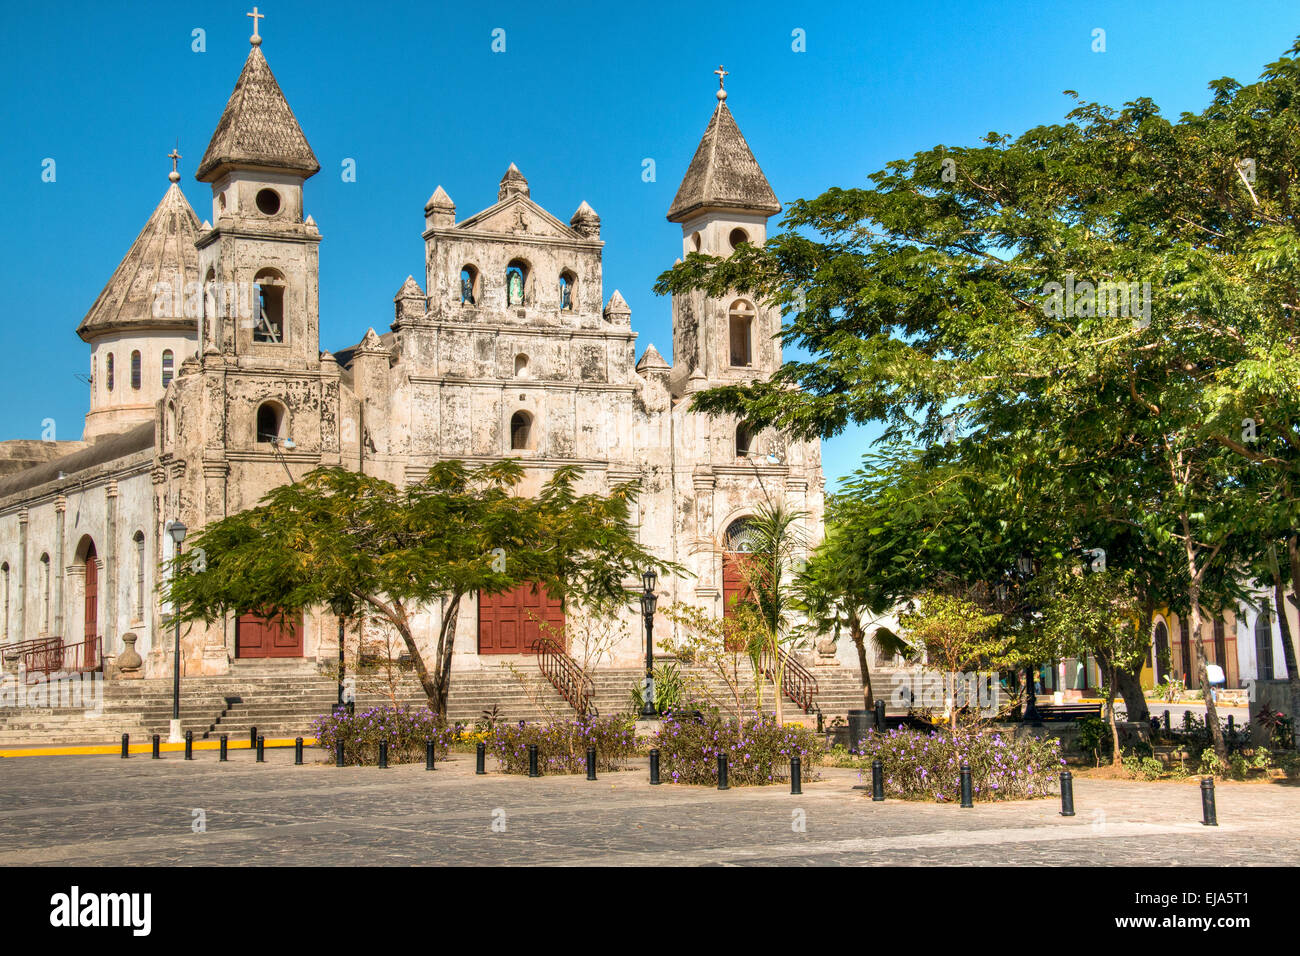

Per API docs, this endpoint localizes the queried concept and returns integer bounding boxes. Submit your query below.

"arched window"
[506,260,529,307]
[1256,605,1274,681]
[130,351,142,390]
[510,411,532,450]
[514,354,529,378]
[256,402,286,443]
[1213,618,1226,670]
[162,349,174,387]
[691,231,702,252]
[39,553,50,634]
[460,266,479,305]
[253,269,286,343]
[729,228,749,251]
[1,562,8,640]
[729,300,755,367]
[106,353,115,392]
[133,531,146,621]
[735,423,754,458]
[1153,620,1169,684]
[723,517,759,554]
[558,271,575,311]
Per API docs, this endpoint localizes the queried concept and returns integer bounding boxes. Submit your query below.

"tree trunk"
[849,619,874,711]
[1106,662,1122,766]
[1277,538,1300,749]
[1096,644,1148,723]
[431,596,462,714]
[1187,584,1227,759]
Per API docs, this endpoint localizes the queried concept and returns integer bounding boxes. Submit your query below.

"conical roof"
[77,180,202,340]
[667,102,780,222]
[197,45,319,181]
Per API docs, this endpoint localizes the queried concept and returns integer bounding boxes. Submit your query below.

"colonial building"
[0,25,824,684]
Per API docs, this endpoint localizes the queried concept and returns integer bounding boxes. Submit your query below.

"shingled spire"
[667,78,780,223]
[196,43,319,181]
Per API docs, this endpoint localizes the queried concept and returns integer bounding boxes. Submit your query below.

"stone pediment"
[456,195,585,241]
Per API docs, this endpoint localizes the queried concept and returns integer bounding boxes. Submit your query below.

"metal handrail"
[1,637,61,667]
[758,645,820,714]
[21,636,102,684]
[531,636,597,717]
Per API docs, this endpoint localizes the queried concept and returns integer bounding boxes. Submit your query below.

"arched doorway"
[1153,620,1169,684]
[84,543,99,668]
[721,517,759,621]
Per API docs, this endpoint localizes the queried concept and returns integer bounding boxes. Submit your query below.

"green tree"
[1040,568,1145,766]
[898,592,1011,730]
[167,462,672,713]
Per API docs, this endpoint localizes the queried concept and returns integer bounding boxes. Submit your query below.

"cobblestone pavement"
[0,750,1295,866]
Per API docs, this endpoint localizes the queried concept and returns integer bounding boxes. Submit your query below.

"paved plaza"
[0,749,1296,866]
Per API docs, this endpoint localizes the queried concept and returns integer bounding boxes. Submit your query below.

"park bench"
[1034,702,1102,721]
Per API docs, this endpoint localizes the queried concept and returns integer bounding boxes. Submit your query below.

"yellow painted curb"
[0,737,317,758]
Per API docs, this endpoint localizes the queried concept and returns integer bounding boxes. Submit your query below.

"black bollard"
[219,734,228,762]
[1060,770,1076,817]
[1227,714,1235,734]
[426,740,436,771]
[335,738,344,768]
[256,735,265,762]
[791,757,802,795]
[527,743,539,778]
[959,761,973,808]
[475,741,486,775]
[152,734,160,760]
[294,737,303,766]
[1163,710,1171,732]
[649,748,661,785]
[717,753,729,791]
[1201,776,1218,826]
[121,734,129,759]
[586,746,597,781]
[874,699,886,731]
[184,730,193,761]
[378,740,388,769]
[250,727,257,750]
[872,759,885,802]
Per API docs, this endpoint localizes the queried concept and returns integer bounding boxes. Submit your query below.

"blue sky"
[1,0,1297,486]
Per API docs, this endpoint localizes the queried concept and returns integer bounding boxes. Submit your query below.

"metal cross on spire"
[247,6,265,44]
[714,65,729,102]
[168,146,181,183]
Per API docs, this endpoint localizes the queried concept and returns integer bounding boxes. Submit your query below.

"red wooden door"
[478,584,564,654]
[84,545,98,668]
[722,553,752,618]
[236,612,303,658]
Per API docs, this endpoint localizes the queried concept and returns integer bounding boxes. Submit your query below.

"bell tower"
[194,15,322,369]
[667,68,782,395]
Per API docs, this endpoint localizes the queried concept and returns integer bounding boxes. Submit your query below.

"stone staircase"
[0,659,933,745]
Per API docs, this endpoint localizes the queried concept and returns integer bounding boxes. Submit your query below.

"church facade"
[0,28,824,683]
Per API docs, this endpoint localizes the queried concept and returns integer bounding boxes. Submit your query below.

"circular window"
[256,189,281,215]
[729,228,749,250]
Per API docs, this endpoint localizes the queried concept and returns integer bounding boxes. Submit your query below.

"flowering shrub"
[654,714,824,786]
[311,705,453,766]
[854,727,1062,802]
[487,716,638,775]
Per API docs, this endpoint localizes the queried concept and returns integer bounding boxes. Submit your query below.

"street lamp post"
[1014,554,1042,725]
[640,570,658,719]
[167,520,187,743]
